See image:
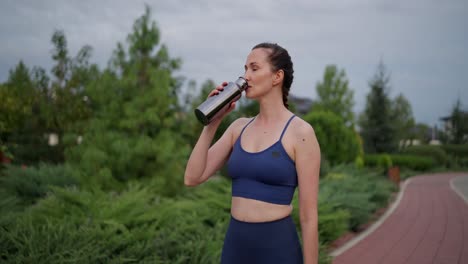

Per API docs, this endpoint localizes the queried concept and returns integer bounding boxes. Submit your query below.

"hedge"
[0,163,398,264]
[364,154,435,171]
[440,144,468,158]
[403,145,448,166]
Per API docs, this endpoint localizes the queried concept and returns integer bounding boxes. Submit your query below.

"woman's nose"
[243,72,250,82]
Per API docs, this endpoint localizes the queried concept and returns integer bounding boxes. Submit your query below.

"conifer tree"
[68,6,187,196]
[359,62,397,153]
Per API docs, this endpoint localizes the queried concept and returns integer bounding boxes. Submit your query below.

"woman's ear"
[272,69,284,86]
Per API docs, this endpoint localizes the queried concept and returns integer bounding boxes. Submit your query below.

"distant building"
[289,94,314,116]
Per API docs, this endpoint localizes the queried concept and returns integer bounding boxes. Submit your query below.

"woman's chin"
[244,89,255,99]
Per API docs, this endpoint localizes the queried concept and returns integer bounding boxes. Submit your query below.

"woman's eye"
[244,67,257,73]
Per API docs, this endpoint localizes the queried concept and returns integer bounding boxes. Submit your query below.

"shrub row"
[440,144,468,158]
[0,163,78,206]
[364,154,436,171]
[390,155,436,171]
[1,180,231,264]
[0,164,396,264]
[440,145,468,168]
[401,144,468,169]
[402,145,448,166]
[316,165,396,235]
[0,176,328,263]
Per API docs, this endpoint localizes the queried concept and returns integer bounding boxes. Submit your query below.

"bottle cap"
[235,77,249,91]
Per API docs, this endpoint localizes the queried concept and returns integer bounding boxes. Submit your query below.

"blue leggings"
[221,215,303,264]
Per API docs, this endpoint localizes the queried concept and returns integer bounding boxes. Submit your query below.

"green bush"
[291,192,337,264]
[354,156,365,169]
[5,134,65,166]
[316,198,350,243]
[403,145,448,166]
[440,144,468,158]
[0,164,395,264]
[365,154,435,171]
[1,215,162,263]
[320,157,331,178]
[1,186,159,263]
[0,179,232,264]
[2,177,337,264]
[319,165,396,232]
[67,129,189,196]
[391,155,435,171]
[440,144,468,168]
[368,178,396,208]
[377,154,393,170]
[320,179,374,231]
[460,158,468,168]
[304,111,361,165]
[0,189,22,224]
[0,163,78,206]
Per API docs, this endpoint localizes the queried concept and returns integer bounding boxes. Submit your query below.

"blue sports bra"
[226,115,298,205]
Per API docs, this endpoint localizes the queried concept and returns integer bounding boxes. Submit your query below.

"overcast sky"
[1,0,467,126]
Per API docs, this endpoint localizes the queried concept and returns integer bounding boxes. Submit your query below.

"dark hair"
[252,42,294,108]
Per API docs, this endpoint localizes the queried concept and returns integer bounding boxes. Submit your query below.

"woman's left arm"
[295,122,321,264]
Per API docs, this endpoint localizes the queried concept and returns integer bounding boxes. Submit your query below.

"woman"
[184,43,320,264]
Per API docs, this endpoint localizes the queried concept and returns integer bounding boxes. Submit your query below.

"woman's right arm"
[184,82,240,187]
[184,119,235,186]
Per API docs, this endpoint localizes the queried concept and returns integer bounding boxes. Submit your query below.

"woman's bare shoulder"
[289,116,320,154]
[232,116,254,126]
[290,116,316,139]
[228,116,255,134]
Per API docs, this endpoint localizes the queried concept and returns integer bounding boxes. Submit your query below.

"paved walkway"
[452,176,468,204]
[332,173,468,264]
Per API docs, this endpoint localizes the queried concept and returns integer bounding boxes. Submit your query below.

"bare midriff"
[230,196,293,223]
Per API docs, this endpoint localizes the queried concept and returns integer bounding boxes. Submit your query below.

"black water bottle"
[194,77,248,125]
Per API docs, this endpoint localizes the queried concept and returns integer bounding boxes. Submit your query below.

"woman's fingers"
[208,82,229,98]
[216,82,228,92]
[208,89,219,97]
[227,101,236,112]
[206,81,238,121]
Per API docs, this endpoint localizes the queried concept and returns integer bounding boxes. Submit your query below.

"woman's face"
[243,48,276,99]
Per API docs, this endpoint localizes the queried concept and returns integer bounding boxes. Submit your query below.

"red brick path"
[333,173,468,264]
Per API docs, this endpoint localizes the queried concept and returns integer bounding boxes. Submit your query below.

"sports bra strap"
[279,115,296,140]
[239,117,256,137]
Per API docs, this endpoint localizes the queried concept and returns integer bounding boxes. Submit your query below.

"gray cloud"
[1,0,467,126]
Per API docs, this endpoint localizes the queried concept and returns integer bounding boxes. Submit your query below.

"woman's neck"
[256,88,290,124]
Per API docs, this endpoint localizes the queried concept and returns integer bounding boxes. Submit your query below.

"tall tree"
[30,66,53,131]
[359,62,397,153]
[391,93,415,149]
[448,98,468,144]
[50,30,97,135]
[313,65,355,126]
[0,30,97,165]
[0,61,35,134]
[0,61,52,164]
[67,6,187,196]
